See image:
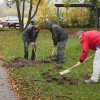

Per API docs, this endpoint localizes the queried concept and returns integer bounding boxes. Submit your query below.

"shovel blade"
[59,70,70,75]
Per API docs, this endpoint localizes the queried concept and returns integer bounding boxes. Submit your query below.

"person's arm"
[52,27,58,46]
[33,32,39,42]
[30,33,38,49]
[32,25,40,42]
[80,38,89,62]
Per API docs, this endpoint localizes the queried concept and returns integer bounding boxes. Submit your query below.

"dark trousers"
[24,41,36,60]
[56,40,67,61]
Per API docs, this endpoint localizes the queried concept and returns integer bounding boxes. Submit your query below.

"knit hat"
[77,30,84,37]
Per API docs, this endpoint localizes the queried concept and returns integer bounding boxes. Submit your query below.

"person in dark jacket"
[22,25,40,60]
[47,21,68,63]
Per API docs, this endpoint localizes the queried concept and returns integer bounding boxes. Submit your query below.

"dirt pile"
[4,57,52,68]
[4,57,34,68]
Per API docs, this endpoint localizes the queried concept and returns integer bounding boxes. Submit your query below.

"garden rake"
[59,54,94,75]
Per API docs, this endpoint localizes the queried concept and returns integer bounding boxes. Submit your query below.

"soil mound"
[4,57,51,68]
[4,57,34,68]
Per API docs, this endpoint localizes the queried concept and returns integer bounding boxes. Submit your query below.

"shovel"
[31,42,37,60]
[59,63,79,75]
[59,54,94,75]
[51,46,57,56]
[85,61,90,79]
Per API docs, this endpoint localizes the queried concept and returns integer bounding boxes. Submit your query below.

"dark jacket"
[47,22,68,46]
[22,25,39,43]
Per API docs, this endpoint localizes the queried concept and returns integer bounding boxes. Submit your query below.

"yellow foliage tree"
[61,7,90,27]
[36,0,56,27]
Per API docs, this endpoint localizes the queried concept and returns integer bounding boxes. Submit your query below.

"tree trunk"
[16,1,23,31]
[22,0,25,29]
[25,0,33,29]
[6,0,41,31]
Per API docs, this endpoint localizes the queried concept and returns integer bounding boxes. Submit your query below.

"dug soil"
[42,66,80,85]
[42,71,79,85]
[4,57,51,68]
[4,57,80,85]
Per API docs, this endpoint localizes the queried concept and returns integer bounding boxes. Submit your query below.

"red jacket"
[80,30,100,62]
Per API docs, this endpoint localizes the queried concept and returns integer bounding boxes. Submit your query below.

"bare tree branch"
[24,0,33,29]
[25,0,41,29]
[31,0,41,19]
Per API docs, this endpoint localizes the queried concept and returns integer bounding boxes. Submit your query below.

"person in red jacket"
[76,30,100,84]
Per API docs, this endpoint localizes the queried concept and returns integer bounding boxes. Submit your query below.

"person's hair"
[33,25,40,32]
[77,30,84,37]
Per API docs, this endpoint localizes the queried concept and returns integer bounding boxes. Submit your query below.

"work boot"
[56,60,65,64]
[31,56,35,61]
[24,52,28,59]
[84,79,97,84]
[51,55,57,61]
[24,55,28,59]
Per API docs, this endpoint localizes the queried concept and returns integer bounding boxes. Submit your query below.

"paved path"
[0,61,18,100]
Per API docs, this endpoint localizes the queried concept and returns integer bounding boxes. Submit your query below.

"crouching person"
[22,25,40,60]
[47,21,68,64]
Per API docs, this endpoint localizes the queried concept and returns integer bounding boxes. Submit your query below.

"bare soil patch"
[4,57,51,68]
[42,65,80,85]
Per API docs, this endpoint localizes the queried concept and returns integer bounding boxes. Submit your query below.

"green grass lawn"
[0,28,100,100]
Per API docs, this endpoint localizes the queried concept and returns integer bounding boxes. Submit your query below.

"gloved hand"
[76,61,81,66]
[30,42,37,51]
[30,42,35,48]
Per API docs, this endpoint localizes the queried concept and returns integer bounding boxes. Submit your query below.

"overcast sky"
[0,0,17,17]
[0,0,85,17]
[0,0,62,17]
[0,0,4,4]
[0,0,31,17]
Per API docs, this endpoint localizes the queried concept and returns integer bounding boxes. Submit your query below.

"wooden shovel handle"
[68,63,79,70]
[51,48,56,56]
[85,54,94,62]
[59,54,94,75]
[69,54,94,70]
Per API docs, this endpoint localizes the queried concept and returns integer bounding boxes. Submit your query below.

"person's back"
[22,25,34,40]
[81,30,100,50]
[52,24,68,42]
